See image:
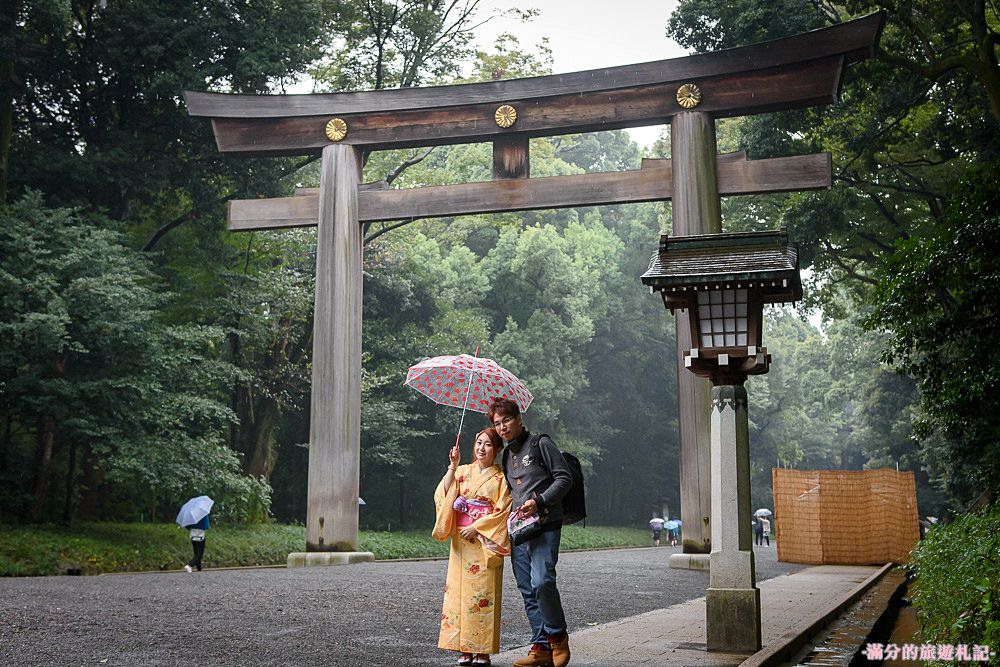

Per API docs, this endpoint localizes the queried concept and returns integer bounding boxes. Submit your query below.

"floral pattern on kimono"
[432,463,512,654]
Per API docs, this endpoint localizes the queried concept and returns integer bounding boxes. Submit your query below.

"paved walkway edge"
[741,562,895,667]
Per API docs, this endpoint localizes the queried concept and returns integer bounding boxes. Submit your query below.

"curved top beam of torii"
[184,12,883,155]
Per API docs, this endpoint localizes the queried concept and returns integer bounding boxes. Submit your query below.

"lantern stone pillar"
[705,384,761,651]
[289,144,374,567]
[641,229,799,652]
[671,111,720,564]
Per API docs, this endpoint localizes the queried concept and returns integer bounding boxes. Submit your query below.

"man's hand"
[518,499,538,517]
[459,525,478,541]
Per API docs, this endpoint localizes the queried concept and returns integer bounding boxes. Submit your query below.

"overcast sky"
[472,0,686,147]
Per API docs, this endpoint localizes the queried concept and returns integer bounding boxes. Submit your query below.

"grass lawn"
[0,523,651,576]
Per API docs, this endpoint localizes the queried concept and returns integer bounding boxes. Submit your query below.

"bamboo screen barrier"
[772,468,920,565]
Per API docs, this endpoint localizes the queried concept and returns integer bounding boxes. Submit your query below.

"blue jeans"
[511,523,566,646]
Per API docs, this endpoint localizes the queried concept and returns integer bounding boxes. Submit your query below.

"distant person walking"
[648,517,665,547]
[754,516,764,546]
[760,517,771,546]
[176,495,214,573]
[185,514,209,572]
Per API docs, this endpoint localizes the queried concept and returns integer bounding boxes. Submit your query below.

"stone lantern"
[641,228,802,652]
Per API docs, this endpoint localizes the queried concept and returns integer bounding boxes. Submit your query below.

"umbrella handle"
[455,353,478,444]
[455,396,470,442]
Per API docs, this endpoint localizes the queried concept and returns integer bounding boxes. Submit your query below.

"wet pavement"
[0,545,804,667]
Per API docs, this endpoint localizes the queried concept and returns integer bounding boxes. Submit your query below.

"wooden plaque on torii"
[184,13,883,555]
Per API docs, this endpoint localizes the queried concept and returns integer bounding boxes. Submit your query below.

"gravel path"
[0,545,802,667]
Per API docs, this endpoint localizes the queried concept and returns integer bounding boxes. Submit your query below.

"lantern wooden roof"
[641,229,802,305]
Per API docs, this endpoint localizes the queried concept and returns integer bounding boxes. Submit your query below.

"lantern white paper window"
[697,289,749,348]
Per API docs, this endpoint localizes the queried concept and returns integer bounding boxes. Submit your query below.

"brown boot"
[512,643,553,667]
[548,632,570,667]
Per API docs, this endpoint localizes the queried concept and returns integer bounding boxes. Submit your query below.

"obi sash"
[453,495,494,527]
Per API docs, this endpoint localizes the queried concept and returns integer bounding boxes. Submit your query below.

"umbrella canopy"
[649,517,665,528]
[176,495,214,528]
[754,508,773,517]
[665,520,680,530]
[405,354,533,414]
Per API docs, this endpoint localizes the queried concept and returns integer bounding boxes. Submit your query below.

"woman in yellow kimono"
[433,427,512,666]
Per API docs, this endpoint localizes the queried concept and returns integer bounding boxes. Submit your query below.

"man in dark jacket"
[488,397,572,667]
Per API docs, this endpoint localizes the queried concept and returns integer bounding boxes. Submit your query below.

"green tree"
[217,232,316,483]
[0,194,265,523]
[5,0,333,246]
[667,0,999,311]
[313,0,507,91]
[746,311,841,509]
[866,163,1000,504]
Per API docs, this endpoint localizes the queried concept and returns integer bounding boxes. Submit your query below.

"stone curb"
[99,544,658,574]
[376,543,662,564]
[741,562,895,667]
[287,551,375,567]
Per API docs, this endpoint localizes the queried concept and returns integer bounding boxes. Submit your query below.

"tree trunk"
[0,0,22,204]
[398,475,409,528]
[227,330,244,453]
[977,35,1000,126]
[77,443,107,521]
[229,327,283,483]
[29,415,55,522]
[63,440,78,523]
[245,396,279,481]
[232,376,280,483]
[0,412,11,522]
[30,352,68,521]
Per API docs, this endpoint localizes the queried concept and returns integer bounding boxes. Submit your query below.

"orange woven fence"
[772,468,919,565]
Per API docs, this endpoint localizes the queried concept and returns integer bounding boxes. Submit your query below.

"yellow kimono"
[432,463,512,654]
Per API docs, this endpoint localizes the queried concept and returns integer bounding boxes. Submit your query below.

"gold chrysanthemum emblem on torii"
[494,105,517,128]
[325,118,348,142]
[676,84,702,109]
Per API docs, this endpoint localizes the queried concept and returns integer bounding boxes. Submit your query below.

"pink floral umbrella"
[404,353,533,446]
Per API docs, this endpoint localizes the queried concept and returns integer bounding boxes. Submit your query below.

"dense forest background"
[2,0,997,530]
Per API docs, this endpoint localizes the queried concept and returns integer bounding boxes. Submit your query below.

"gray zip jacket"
[503,430,573,525]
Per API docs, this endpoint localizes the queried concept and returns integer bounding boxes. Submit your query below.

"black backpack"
[504,433,587,526]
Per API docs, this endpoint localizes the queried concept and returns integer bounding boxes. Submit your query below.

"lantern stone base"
[668,553,711,570]
[706,586,761,652]
[287,551,375,567]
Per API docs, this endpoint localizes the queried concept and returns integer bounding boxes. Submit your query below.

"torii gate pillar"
[670,112,719,566]
[289,144,374,566]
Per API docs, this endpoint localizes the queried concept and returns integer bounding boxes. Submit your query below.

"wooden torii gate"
[185,13,883,564]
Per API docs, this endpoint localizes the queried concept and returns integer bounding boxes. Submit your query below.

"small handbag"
[508,511,542,546]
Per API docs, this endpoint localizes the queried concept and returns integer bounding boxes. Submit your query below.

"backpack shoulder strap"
[531,433,553,472]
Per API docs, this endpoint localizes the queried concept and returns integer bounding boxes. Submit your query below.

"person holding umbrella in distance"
[648,516,666,546]
[754,509,773,547]
[176,495,213,572]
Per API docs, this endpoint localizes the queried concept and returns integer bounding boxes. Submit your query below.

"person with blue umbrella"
[176,496,214,572]
[665,519,681,546]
